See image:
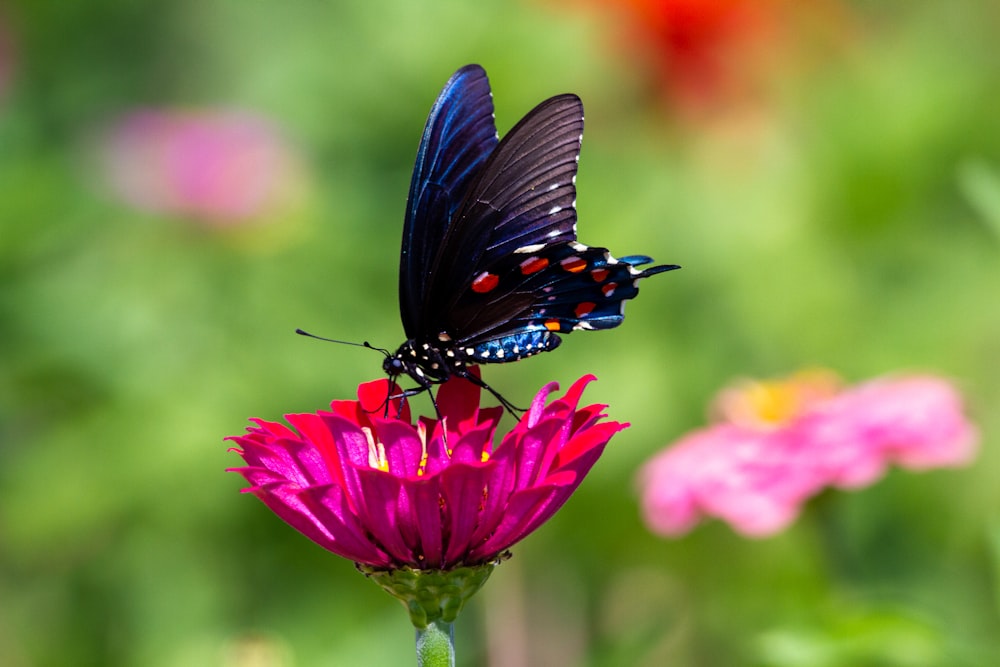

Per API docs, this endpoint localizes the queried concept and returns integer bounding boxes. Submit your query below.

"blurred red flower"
[228,372,627,569]
[578,0,852,118]
[625,0,781,112]
[639,370,978,537]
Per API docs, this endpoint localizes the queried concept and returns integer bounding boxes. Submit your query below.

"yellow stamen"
[416,421,429,476]
[363,426,388,472]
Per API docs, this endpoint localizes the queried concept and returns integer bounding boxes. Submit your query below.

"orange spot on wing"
[560,256,587,273]
[471,272,499,293]
[544,319,562,331]
[519,256,549,275]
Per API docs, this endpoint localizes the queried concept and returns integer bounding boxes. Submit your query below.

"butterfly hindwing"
[451,242,675,358]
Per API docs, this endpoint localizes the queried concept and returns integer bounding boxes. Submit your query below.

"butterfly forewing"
[451,94,583,266]
[420,94,585,336]
[400,64,498,338]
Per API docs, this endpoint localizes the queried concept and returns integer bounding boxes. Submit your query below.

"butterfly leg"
[371,373,430,418]
[455,367,525,416]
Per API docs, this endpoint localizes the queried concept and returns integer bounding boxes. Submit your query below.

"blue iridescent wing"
[399,65,497,338]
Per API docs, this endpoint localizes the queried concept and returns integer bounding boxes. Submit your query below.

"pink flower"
[639,371,978,538]
[228,372,627,569]
[101,108,306,225]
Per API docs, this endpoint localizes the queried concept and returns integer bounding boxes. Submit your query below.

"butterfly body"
[386,65,678,404]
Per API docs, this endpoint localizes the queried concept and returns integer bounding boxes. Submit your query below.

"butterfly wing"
[451,243,678,362]
[417,94,585,334]
[399,64,498,339]
[421,92,678,358]
[397,71,678,372]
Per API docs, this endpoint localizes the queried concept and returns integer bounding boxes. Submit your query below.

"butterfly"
[382,64,679,411]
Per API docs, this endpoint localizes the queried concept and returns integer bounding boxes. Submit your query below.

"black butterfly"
[382,64,679,411]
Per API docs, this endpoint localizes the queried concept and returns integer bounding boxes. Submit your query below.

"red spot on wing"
[519,256,549,275]
[471,272,499,293]
[560,256,588,273]
[591,268,609,282]
[601,282,618,297]
[574,302,596,317]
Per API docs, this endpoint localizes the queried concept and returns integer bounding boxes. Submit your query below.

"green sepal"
[357,552,510,628]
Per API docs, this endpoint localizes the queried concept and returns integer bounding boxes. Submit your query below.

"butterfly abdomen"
[463,330,561,364]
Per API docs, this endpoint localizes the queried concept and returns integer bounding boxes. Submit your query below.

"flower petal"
[228,373,622,568]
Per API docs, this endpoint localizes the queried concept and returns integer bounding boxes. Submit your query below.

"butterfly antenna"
[295,328,392,358]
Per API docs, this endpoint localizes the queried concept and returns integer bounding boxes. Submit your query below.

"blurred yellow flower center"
[714,369,842,429]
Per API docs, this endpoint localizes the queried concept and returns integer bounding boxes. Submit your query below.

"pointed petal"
[441,462,492,566]
[355,467,416,564]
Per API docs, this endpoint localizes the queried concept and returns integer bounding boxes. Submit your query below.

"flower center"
[713,368,842,429]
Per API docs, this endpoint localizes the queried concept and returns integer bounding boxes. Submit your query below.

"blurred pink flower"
[228,371,627,569]
[102,108,306,225]
[640,370,978,538]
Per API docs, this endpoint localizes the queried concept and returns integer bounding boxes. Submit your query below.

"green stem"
[415,619,455,667]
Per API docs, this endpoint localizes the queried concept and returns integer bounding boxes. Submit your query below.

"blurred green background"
[2,1,999,665]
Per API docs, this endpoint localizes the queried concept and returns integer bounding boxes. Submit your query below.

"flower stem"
[415,619,455,667]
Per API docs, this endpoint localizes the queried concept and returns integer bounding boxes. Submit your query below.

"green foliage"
[1,1,998,665]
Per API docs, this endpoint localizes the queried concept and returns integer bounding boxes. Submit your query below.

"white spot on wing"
[514,243,546,254]
[548,206,562,215]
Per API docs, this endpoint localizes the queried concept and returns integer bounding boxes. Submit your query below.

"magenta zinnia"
[228,372,626,570]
